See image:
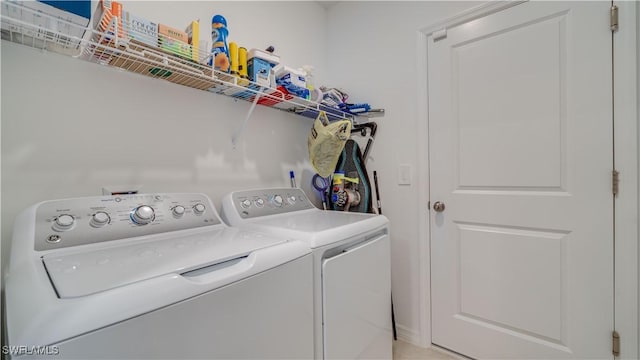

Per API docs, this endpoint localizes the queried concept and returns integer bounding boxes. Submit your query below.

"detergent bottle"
[209,14,230,72]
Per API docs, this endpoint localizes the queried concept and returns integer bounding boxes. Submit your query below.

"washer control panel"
[34,193,220,251]
[227,188,314,219]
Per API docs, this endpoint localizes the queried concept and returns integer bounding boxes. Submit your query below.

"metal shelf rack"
[0,2,366,136]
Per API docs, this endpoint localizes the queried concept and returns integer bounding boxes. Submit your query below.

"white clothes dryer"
[4,193,314,359]
[221,188,392,360]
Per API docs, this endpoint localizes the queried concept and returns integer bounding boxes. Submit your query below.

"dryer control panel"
[34,193,220,251]
[222,188,315,220]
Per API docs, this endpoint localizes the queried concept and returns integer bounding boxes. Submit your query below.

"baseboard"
[395,327,470,359]
[396,324,424,347]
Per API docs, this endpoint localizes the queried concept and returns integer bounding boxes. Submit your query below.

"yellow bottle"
[237,47,249,86]
[238,47,248,79]
[229,42,239,76]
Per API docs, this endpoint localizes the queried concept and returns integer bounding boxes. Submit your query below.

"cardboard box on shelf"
[158,23,187,43]
[158,23,190,59]
[94,0,123,40]
[123,11,157,47]
[184,20,200,63]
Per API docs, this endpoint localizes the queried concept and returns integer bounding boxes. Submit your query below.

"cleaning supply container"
[210,14,230,72]
[247,48,280,87]
[274,65,308,98]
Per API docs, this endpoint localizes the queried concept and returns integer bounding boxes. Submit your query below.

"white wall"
[1,1,328,276]
[325,1,478,345]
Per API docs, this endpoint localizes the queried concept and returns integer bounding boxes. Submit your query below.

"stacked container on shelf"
[94,0,203,62]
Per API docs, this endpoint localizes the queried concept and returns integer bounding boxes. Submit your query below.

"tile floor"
[393,340,457,360]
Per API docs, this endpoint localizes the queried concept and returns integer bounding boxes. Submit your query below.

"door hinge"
[610,5,619,32]
[612,170,620,196]
[612,330,620,356]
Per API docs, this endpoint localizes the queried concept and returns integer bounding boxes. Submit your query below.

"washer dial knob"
[241,199,252,208]
[131,205,155,225]
[53,214,75,231]
[272,195,284,207]
[287,195,296,204]
[90,211,110,228]
[172,206,185,218]
[255,198,265,207]
[193,203,206,215]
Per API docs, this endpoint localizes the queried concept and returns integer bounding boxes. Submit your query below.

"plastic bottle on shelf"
[209,14,230,72]
[238,47,248,79]
[303,65,322,102]
[229,41,239,76]
[302,65,315,90]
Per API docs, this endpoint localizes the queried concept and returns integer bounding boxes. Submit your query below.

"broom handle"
[374,171,382,214]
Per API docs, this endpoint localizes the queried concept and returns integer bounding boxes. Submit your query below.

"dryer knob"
[172,206,186,218]
[53,214,75,231]
[272,195,284,207]
[131,205,155,225]
[90,212,110,228]
[193,203,206,215]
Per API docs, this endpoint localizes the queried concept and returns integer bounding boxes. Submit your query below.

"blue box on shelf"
[247,57,273,88]
[39,1,91,19]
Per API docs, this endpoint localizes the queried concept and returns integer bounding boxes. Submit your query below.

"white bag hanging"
[307,111,352,177]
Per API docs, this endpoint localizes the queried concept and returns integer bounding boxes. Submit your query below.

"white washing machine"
[221,188,392,360]
[4,193,314,359]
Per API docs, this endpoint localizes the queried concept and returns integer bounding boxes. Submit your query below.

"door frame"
[414,1,639,356]
[613,1,638,358]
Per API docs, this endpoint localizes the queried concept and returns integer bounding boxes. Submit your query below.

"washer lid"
[42,227,286,298]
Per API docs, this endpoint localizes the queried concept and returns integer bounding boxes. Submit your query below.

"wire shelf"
[1,1,359,122]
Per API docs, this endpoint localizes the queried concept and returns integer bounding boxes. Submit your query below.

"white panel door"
[428,2,613,359]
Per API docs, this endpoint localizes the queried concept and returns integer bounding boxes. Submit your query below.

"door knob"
[433,201,445,213]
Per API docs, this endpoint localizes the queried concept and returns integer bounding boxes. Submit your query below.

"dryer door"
[322,231,392,359]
